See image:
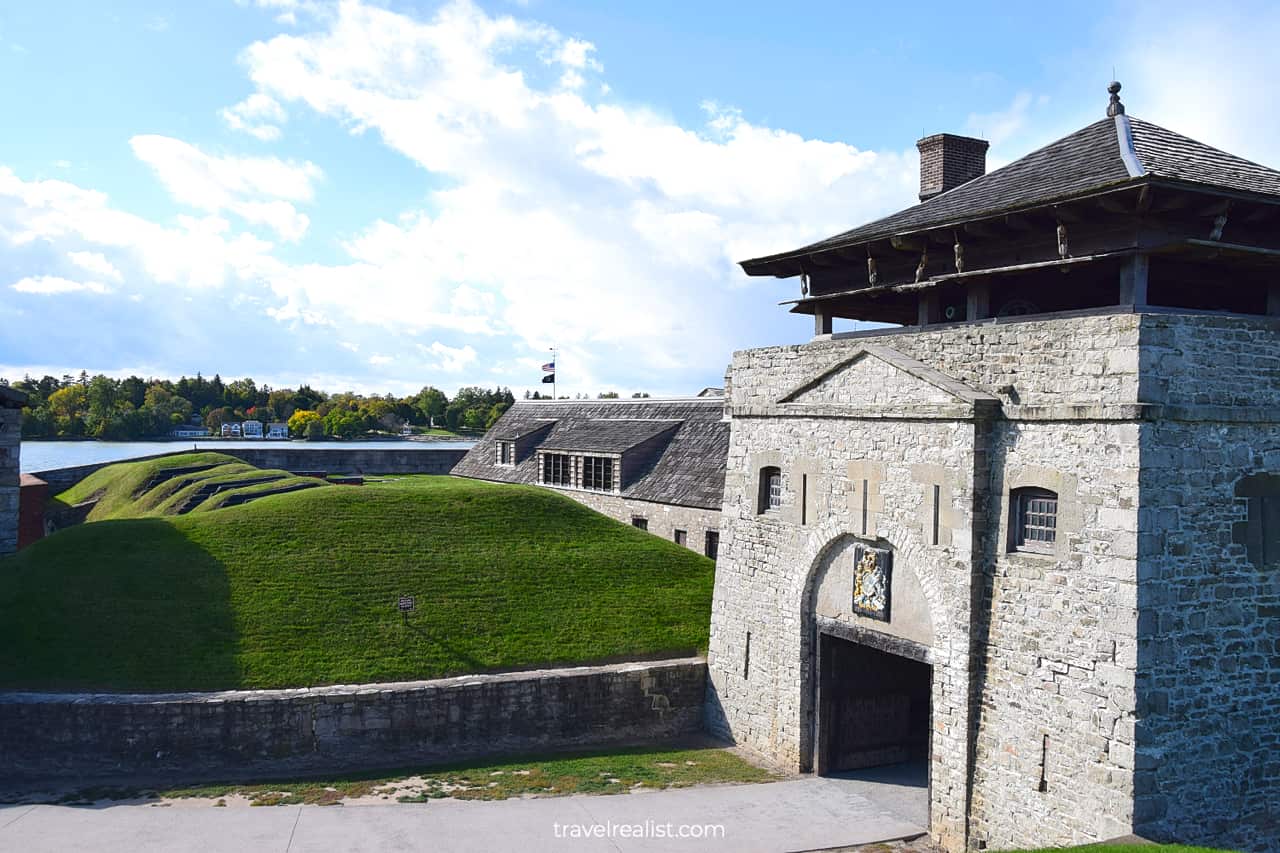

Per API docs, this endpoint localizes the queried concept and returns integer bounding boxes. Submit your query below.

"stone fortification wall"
[33,445,469,492]
[0,658,705,782]
[1133,417,1280,851]
[560,490,720,556]
[0,406,19,555]
[729,311,1143,413]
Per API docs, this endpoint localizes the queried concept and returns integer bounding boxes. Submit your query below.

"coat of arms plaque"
[851,544,891,621]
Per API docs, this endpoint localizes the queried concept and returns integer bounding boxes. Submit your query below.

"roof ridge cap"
[1113,114,1145,178]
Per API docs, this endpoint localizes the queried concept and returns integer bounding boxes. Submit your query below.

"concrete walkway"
[0,774,927,853]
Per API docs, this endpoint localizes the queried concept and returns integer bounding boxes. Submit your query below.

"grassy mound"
[0,466,715,691]
[53,452,326,521]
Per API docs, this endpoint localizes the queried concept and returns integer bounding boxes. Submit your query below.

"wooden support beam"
[963,221,1003,239]
[1052,204,1084,223]
[1005,213,1036,232]
[917,293,937,327]
[1136,185,1153,213]
[890,235,925,253]
[1119,253,1150,307]
[1097,196,1132,215]
[967,281,990,321]
[814,309,833,337]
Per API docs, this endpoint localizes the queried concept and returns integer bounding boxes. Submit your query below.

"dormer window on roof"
[741,83,1280,336]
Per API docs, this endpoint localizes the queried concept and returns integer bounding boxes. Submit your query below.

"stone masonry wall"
[0,407,20,556]
[968,420,1141,848]
[1133,419,1280,851]
[706,409,980,850]
[32,446,469,492]
[729,312,1143,414]
[560,489,721,557]
[1129,313,1280,851]
[711,312,1149,852]
[0,658,705,782]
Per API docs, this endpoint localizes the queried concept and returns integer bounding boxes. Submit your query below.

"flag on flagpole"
[541,373,555,384]
[541,361,555,372]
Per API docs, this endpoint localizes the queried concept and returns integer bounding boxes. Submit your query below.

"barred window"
[543,453,573,486]
[498,441,513,465]
[757,466,782,514]
[704,531,719,560]
[632,517,648,531]
[1012,487,1057,552]
[674,529,687,546]
[581,456,614,492]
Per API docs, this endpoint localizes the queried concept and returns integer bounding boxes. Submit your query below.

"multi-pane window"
[1235,473,1280,566]
[581,456,614,492]
[674,529,687,546]
[498,441,513,465]
[632,517,648,531]
[543,453,573,486]
[757,466,782,514]
[704,531,719,560]
[1013,487,1057,552]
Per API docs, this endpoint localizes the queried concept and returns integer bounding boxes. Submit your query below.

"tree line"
[1,372,515,440]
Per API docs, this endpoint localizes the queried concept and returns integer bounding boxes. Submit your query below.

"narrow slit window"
[932,484,941,545]
[743,630,751,680]
[801,474,809,525]
[861,478,869,535]
[704,530,719,560]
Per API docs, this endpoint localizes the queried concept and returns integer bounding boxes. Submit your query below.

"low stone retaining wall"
[33,445,469,492]
[0,657,706,781]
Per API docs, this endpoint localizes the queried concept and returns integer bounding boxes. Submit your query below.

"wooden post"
[814,309,833,337]
[966,281,990,321]
[1119,254,1150,307]
[917,293,937,327]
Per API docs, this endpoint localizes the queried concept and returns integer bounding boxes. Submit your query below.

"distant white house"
[241,420,264,439]
[171,426,210,438]
[266,422,289,440]
[221,422,242,438]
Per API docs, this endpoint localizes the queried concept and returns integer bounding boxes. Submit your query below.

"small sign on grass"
[398,595,416,624]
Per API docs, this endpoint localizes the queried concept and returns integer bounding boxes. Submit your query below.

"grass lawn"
[0,455,715,691]
[151,745,775,806]
[1003,847,1236,853]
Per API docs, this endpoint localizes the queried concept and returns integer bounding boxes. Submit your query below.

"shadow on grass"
[0,518,239,692]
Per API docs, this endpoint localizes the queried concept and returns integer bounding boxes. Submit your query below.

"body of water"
[20,439,476,474]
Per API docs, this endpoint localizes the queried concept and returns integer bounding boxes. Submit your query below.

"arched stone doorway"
[799,533,940,778]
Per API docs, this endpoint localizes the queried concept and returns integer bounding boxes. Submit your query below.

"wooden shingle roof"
[452,399,729,510]
[742,115,1280,278]
[540,419,681,453]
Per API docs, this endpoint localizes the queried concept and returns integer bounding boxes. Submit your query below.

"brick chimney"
[916,133,989,202]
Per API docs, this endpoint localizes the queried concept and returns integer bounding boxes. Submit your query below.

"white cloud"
[11,275,111,295]
[1118,5,1280,168]
[368,354,392,365]
[964,91,1043,149]
[221,93,288,141]
[228,0,914,380]
[421,341,477,373]
[129,135,321,241]
[67,251,123,282]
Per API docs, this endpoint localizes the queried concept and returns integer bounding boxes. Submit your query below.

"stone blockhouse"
[453,398,729,558]
[708,85,1280,853]
[0,385,26,557]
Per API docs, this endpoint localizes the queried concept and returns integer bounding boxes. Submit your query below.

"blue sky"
[2,0,1278,398]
